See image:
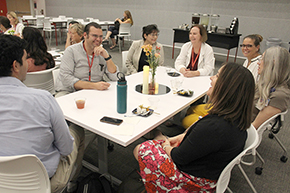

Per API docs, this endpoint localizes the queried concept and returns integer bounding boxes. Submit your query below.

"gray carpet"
[50,39,290,193]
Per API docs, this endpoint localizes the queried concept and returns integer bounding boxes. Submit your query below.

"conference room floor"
[49,39,290,193]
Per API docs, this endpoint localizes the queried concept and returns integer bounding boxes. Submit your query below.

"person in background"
[133,62,255,192]
[56,22,118,96]
[7,11,25,37]
[103,10,133,50]
[56,22,119,151]
[0,16,14,35]
[241,34,263,82]
[65,23,84,49]
[125,24,164,75]
[22,27,55,72]
[65,20,79,49]
[175,24,215,77]
[0,34,84,193]
[252,46,290,129]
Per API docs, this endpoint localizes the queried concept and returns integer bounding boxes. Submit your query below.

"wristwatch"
[104,54,112,61]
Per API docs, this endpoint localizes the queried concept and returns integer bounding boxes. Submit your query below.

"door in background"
[0,0,8,16]
[6,0,30,16]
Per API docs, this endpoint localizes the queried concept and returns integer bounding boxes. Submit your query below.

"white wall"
[45,0,290,58]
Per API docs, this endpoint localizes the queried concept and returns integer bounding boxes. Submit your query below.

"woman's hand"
[168,133,185,147]
[180,68,200,77]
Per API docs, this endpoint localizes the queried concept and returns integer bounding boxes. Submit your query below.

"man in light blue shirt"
[0,35,84,193]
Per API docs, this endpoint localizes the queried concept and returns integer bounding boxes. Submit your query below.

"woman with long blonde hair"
[7,11,25,37]
[252,46,290,129]
[103,10,133,49]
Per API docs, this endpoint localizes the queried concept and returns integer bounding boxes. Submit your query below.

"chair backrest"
[43,18,53,30]
[0,154,50,193]
[36,15,44,28]
[52,68,60,90]
[256,110,288,146]
[118,23,131,36]
[216,125,259,193]
[23,67,57,94]
[121,51,129,74]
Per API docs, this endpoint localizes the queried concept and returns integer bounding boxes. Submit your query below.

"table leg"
[234,47,238,63]
[52,23,58,46]
[226,50,230,62]
[172,43,175,59]
[98,135,108,173]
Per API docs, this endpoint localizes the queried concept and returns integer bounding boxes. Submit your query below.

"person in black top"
[133,62,255,192]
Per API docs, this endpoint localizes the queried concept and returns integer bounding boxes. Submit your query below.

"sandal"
[110,45,117,50]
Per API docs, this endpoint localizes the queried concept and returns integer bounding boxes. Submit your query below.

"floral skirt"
[138,140,217,193]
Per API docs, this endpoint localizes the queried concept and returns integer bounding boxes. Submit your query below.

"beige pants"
[50,124,85,193]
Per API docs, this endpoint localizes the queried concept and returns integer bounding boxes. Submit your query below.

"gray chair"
[23,66,58,95]
[0,154,50,193]
[117,23,131,53]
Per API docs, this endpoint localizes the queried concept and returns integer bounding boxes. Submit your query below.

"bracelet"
[163,144,170,151]
[104,54,112,61]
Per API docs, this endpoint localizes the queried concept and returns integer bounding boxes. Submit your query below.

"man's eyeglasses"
[240,44,253,48]
[90,34,103,39]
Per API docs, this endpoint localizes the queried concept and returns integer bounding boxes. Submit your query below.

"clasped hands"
[180,68,200,77]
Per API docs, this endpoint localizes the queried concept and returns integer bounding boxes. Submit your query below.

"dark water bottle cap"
[117,72,126,84]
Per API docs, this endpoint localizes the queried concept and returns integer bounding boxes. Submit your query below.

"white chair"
[216,125,259,193]
[117,23,131,53]
[35,15,45,29]
[0,154,50,193]
[121,51,128,74]
[52,68,60,92]
[43,17,58,46]
[23,66,57,95]
[246,110,288,175]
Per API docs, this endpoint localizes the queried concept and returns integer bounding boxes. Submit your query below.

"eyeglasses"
[90,34,103,39]
[149,33,159,37]
[240,44,253,48]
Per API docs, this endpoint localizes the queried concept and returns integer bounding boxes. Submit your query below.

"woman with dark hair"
[241,34,263,82]
[175,24,215,77]
[125,24,164,75]
[0,16,14,35]
[252,46,290,129]
[103,10,133,49]
[22,27,55,72]
[133,62,255,192]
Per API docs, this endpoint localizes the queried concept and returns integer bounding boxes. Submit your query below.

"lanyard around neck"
[83,42,95,81]
[191,46,201,69]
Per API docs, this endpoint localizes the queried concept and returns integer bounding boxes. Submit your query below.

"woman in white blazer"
[125,24,164,75]
[175,24,215,77]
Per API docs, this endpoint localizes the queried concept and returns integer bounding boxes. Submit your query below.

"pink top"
[27,58,47,72]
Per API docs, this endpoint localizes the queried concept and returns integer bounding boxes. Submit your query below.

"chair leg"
[119,36,122,53]
[269,130,288,162]
[255,151,264,175]
[238,164,257,193]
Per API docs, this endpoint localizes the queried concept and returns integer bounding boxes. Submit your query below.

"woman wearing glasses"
[175,24,215,77]
[240,34,263,82]
[125,24,164,75]
[134,62,255,192]
[252,46,290,129]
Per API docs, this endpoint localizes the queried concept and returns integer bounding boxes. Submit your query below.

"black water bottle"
[117,72,127,114]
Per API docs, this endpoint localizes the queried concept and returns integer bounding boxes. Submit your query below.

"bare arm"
[252,106,281,129]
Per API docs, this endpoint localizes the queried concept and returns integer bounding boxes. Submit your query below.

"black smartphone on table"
[100,116,123,126]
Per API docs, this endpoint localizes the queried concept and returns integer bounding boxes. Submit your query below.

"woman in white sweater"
[7,11,24,37]
[175,24,215,77]
[240,34,263,83]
